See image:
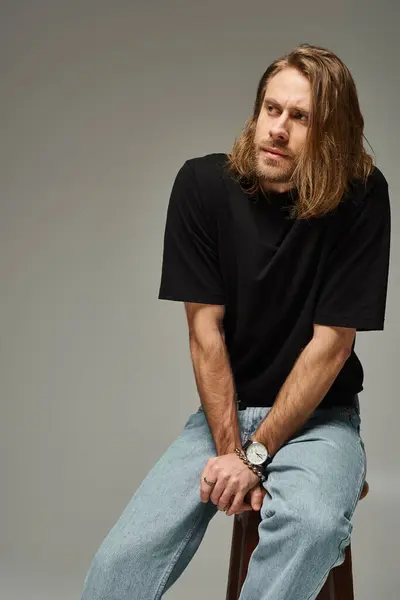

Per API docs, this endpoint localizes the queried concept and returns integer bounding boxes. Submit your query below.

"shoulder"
[170,153,228,197]
[332,166,391,244]
[337,166,390,224]
[184,152,230,187]
[176,153,231,215]
[348,166,389,207]
[168,154,229,226]
[367,165,388,189]
[185,152,229,171]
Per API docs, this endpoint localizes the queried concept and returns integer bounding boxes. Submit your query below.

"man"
[81,44,391,599]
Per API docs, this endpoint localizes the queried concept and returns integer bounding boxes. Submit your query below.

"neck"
[261,181,295,195]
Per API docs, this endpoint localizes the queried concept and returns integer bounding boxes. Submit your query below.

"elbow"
[188,327,225,357]
[309,337,352,367]
[312,323,355,363]
[185,302,225,352]
[335,344,352,365]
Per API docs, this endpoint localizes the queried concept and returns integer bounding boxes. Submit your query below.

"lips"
[262,147,288,158]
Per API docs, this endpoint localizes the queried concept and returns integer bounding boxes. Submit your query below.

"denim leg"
[239,406,367,600]
[80,406,251,600]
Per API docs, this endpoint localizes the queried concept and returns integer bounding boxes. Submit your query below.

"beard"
[253,143,296,184]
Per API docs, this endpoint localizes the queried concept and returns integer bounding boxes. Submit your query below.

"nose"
[269,116,289,144]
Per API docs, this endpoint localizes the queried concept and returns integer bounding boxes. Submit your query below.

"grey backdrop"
[1,1,399,598]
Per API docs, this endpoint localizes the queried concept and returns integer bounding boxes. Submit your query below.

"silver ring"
[204,476,216,487]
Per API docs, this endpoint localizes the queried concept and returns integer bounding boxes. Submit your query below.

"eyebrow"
[264,97,310,117]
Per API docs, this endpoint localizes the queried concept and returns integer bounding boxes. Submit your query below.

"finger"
[217,487,235,511]
[210,482,226,507]
[200,472,218,503]
[225,500,252,516]
[219,482,243,512]
[220,497,233,512]
[200,459,218,503]
[225,481,262,516]
[219,492,234,514]
[250,487,263,511]
[226,492,252,515]
[226,491,247,517]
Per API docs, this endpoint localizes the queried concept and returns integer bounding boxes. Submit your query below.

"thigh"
[97,406,250,546]
[104,407,217,543]
[133,406,250,508]
[259,407,367,523]
[238,407,366,600]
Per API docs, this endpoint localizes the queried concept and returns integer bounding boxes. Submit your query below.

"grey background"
[1,1,398,598]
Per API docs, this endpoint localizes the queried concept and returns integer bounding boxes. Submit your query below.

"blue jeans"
[81,397,366,600]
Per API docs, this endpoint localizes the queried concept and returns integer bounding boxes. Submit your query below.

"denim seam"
[305,456,367,600]
[154,507,206,600]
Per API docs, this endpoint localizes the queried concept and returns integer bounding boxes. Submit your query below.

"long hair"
[226,44,374,219]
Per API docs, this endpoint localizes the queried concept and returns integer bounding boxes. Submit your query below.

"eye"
[294,112,308,122]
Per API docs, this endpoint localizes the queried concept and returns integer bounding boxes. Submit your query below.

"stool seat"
[226,480,369,600]
[359,480,369,499]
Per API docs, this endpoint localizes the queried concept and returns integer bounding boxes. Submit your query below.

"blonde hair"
[226,43,374,219]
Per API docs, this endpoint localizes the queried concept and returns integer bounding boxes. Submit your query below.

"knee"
[294,503,352,547]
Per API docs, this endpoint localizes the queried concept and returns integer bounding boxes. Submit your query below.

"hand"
[228,485,268,517]
[200,452,265,516]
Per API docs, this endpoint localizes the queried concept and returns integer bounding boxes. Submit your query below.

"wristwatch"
[242,438,271,471]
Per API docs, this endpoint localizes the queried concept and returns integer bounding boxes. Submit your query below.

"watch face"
[246,442,269,465]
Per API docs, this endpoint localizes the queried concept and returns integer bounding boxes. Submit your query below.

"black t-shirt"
[158,153,391,409]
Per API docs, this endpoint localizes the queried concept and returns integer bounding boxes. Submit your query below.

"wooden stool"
[226,481,369,600]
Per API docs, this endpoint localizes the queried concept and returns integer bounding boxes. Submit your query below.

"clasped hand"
[200,452,266,517]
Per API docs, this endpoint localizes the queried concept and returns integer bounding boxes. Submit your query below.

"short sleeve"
[313,169,391,331]
[158,160,225,304]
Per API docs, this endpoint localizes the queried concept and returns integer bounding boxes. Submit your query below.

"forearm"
[252,338,350,456]
[189,333,242,456]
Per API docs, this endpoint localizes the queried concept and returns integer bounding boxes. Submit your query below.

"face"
[253,67,311,193]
